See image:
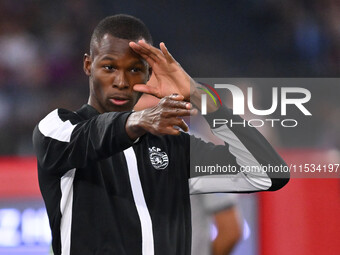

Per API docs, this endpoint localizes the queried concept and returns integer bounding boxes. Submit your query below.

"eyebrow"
[99,56,146,66]
[129,59,146,66]
[99,56,116,61]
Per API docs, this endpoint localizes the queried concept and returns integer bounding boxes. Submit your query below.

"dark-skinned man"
[33,14,289,255]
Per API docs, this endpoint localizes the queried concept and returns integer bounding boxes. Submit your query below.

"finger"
[162,97,189,109]
[129,42,157,66]
[169,94,185,101]
[164,126,181,136]
[130,44,158,61]
[167,97,194,110]
[160,42,175,63]
[167,95,193,110]
[138,52,157,67]
[190,108,198,116]
[166,109,198,118]
[137,40,165,60]
[129,41,160,62]
[174,118,189,132]
[133,84,157,95]
[165,109,193,118]
[171,101,192,110]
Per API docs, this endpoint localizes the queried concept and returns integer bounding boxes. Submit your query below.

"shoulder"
[33,108,82,142]
[39,108,83,125]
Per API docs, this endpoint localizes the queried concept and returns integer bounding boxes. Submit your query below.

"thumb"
[169,93,184,101]
[133,84,156,95]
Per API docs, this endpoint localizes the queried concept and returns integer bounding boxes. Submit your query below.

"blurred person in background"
[187,103,243,255]
[191,194,242,255]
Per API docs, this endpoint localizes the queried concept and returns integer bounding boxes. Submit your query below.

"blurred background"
[0,0,339,254]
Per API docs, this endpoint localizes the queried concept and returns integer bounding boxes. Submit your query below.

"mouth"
[109,95,131,106]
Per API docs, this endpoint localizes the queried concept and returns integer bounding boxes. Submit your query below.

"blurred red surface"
[260,149,340,255]
[0,157,40,198]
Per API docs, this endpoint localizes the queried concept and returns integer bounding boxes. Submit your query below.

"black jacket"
[33,104,289,255]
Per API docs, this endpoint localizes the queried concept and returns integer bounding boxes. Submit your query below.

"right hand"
[129,40,194,101]
[126,94,197,140]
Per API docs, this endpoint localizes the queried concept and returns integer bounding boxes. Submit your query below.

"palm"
[129,41,192,100]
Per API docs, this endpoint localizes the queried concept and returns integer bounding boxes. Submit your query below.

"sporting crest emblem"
[149,147,169,170]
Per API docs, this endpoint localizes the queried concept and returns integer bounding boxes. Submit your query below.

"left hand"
[129,40,194,101]
[126,94,197,140]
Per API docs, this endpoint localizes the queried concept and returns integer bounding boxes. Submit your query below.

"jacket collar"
[75,104,100,120]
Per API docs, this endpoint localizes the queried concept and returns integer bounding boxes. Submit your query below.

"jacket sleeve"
[32,108,135,175]
[189,106,290,194]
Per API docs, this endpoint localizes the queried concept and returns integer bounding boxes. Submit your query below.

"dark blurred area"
[0,0,339,155]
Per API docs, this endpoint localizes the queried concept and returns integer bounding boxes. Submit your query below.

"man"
[33,14,289,255]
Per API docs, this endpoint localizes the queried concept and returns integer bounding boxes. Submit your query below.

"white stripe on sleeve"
[38,109,76,142]
[189,124,272,194]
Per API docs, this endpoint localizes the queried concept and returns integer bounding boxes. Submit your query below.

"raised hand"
[126,94,197,139]
[129,40,195,101]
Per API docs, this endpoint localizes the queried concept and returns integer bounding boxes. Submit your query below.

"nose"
[113,71,129,89]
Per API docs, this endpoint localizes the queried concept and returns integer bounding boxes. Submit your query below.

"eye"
[131,67,142,73]
[103,65,115,71]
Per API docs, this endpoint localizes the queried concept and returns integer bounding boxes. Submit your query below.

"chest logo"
[149,147,169,170]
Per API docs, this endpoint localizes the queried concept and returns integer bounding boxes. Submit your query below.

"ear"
[83,53,92,76]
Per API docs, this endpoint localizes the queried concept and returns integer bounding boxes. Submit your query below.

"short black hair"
[90,14,153,55]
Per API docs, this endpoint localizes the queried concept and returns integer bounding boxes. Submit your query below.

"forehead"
[93,34,141,61]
